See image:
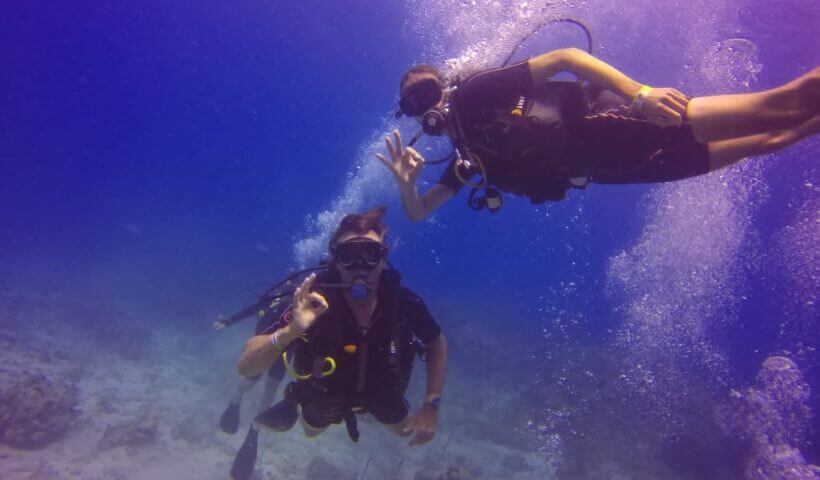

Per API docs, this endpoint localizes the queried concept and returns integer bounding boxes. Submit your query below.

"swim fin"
[230,428,258,480]
[254,398,298,432]
[219,402,240,435]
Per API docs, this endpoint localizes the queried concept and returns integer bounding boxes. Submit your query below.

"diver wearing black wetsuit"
[377,49,818,218]
[438,61,710,203]
[259,268,441,431]
[232,208,447,480]
[221,272,441,480]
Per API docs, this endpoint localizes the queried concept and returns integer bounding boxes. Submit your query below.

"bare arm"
[529,48,689,126]
[399,182,455,221]
[403,333,447,446]
[377,130,455,221]
[236,323,302,378]
[529,48,642,100]
[423,334,447,401]
[237,274,329,378]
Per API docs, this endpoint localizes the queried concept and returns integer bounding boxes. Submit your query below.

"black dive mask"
[331,239,387,271]
[398,78,443,117]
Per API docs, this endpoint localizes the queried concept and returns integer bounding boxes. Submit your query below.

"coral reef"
[0,373,79,449]
[716,356,820,480]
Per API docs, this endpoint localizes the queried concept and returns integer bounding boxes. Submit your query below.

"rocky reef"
[716,356,820,480]
[0,373,79,449]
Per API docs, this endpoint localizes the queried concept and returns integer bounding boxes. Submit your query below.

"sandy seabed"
[0,292,556,480]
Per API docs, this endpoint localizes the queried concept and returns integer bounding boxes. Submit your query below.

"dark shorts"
[301,392,409,429]
[566,107,711,184]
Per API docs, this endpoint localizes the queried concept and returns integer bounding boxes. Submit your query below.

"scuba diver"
[378,47,819,216]
[234,208,447,477]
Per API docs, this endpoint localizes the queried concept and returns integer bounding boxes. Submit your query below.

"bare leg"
[707,114,820,171]
[257,374,281,414]
[689,67,819,143]
[231,376,260,405]
[220,376,260,434]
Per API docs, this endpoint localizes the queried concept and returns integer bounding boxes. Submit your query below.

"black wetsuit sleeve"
[400,288,441,343]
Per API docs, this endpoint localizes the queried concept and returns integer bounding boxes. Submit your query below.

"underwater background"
[1,1,818,479]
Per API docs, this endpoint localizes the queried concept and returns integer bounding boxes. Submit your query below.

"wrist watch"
[425,394,442,410]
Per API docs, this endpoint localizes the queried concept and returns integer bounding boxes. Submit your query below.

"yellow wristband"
[633,85,651,109]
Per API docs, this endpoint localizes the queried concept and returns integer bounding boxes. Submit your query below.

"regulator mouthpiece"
[348,281,370,301]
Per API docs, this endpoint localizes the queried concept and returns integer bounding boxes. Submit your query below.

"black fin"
[254,398,298,432]
[230,428,258,480]
[344,410,359,442]
[219,402,240,435]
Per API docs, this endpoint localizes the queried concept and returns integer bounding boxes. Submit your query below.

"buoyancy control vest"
[288,269,416,399]
[450,77,598,203]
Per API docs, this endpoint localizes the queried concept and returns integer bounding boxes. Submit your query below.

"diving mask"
[398,78,444,117]
[332,238,387,270]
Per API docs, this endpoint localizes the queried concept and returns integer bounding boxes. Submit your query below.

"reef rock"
[716,356,819,480]
[0,373,79,449]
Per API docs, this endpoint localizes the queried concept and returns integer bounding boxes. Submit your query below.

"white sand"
[0,311,554,480]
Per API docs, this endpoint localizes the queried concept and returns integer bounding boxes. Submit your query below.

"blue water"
[1,1,818,479]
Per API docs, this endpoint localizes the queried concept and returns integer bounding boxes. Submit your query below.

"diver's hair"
[400,64,444,93]
[329,207,388,249]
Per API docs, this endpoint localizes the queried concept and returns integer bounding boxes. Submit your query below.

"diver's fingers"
[306,292,329,313]
[384,135,397,161]
[659,105,683,125]
[406,147,425,166]
[671,88,690,102]
[294,274,315,304]
[393,129,404,157]
[375,153,395,171]
[293,287,304,311]
[408,156,424,180]
[663,94,688,114]
[302,273,316,292]
[293,285,305,307]
[401,149,417,170]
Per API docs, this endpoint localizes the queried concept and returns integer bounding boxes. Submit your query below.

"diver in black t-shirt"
[229,208,447,479]
[376,49,819,217]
